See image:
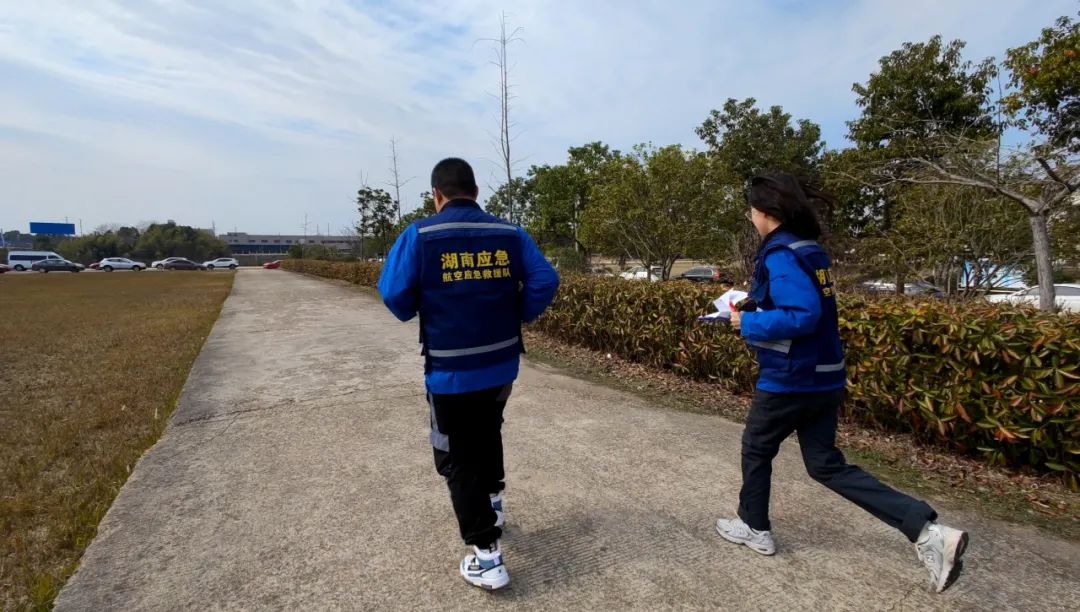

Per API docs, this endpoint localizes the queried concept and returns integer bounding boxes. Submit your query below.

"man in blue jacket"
[377,157,559,591]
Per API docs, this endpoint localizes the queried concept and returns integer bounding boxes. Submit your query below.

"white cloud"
[0,0,1073,233]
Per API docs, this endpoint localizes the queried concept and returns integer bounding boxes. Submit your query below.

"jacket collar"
[442,198,481,211]
[757,226,788,253]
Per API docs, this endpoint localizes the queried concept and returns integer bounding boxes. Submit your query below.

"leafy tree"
[869,183,1032,292]
[32,235,59,251]
[116,226,140,249]
[835,35,999,293]
[1003,13,1079,153]
[132,221,229,261]
[581,144,721,279]
[484,177,534,224]
[356,186,397,257]
[385,191,439,249]
[887,132,1076,309]
[856,23,1079,310]
[399,191,437,226]
[848,36,997,150]
[528,141,620,254]
[57,232,125,264]
[695,99,825,278]
[696,98,824,181]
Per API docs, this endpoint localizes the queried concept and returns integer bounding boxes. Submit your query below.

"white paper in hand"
[713,289,749,312]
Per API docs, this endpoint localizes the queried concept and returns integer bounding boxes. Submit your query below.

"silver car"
[986,284,1080,313]
[99,257,147,272]
[203,257,239,270]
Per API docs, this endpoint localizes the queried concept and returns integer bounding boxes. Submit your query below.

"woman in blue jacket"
[715,173,968,593]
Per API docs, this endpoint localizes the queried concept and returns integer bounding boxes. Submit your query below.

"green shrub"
[282,261,1080,486]
[839,295,1079,486]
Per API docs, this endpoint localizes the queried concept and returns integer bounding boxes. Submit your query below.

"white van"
[7,251,63,271]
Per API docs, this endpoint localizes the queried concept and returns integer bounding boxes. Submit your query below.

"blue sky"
[0,0,1073,235]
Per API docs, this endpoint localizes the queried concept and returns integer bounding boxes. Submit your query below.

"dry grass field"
[0,271,233,610]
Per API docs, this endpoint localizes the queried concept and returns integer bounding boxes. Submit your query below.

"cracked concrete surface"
[56,269,1080,611]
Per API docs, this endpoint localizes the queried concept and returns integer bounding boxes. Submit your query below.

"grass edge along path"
[0,272,235,611]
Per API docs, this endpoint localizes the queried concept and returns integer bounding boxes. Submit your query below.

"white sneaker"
[916,523,968,593]
[460,540,510,590]
[490,492,505,528]
[716,517,776,555]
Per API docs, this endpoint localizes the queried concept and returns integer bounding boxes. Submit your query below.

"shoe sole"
[716,524,775,556]
[937,531,969,593]
[461,572,510,591]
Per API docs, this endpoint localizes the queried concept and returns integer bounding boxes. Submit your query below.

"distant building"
[220,232,360,255]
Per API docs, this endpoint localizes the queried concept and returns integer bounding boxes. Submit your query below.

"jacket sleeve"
[740,248,821,342]
[518,228,560,323]
[377,225,420,322]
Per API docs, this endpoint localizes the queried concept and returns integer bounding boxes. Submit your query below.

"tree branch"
[902,157,1045,215]
[1037,156,1077,193]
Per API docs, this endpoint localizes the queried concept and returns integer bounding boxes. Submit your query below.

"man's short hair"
[431,158,478,199]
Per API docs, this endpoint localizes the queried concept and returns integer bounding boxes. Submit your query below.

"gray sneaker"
[916,523,969,593]
[716,517,776,555]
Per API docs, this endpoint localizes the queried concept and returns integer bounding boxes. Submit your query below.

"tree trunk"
[894,269,905,296]
[1028,212,1056,311]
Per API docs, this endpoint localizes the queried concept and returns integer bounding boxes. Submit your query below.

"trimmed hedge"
[282,259,1080,486]
[282,259,382,286]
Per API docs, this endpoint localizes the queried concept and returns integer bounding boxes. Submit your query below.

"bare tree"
[481,13,524,224]
[386,137,414,223]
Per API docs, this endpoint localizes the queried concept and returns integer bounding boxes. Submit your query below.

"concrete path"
[56,269,1080,611]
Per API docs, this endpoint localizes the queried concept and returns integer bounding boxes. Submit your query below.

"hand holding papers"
[697,289,750,323]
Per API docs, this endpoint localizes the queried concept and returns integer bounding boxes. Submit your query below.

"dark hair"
[430,158,479,199]
[746,172,831,240]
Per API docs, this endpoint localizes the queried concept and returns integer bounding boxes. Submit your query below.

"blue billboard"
[30,222,76,235]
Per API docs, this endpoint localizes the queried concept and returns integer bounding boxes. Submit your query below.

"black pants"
[429,384,510,548]
[738,389,937,542]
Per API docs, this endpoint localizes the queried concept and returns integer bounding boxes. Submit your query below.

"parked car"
[31,259,84,273]
[204,257,239,270]
[675,266,731,284]
[99,257,147,272]
[986,284,1080,312]
[620,265,663,281]
[163,258,206,271]
[861,279,944,298]
[588,265,616,277]
[262,260,282,269]
[7,250,63,271]
[0,263,11,274]
[151,257,184,270]
[87,262,100,270]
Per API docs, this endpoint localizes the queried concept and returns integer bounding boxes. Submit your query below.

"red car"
[0,263,11,274]
[262,260,282,269]
[87,262,100,270]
